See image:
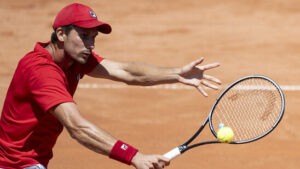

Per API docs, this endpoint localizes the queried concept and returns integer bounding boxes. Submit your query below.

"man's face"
[63,26,98,64]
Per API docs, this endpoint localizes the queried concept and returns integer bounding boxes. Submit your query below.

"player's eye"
[80,33,89,39]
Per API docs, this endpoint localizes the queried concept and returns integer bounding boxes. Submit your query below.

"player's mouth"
[81,52,91,59]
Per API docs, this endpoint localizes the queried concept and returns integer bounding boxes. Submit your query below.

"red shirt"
[0,42,103,168]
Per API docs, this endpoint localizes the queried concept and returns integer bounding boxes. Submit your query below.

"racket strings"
[211,78,283,142]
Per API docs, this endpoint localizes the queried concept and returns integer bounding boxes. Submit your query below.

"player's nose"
[85,39,95,50]
[88,44,95,50]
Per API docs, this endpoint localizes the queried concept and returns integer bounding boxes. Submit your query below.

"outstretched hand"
[178,58,221,97]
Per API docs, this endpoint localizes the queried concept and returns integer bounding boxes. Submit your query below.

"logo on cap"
[89,11,97,18]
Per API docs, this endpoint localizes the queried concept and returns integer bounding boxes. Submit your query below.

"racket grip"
[158,147,181,167]
[163,147,181,160]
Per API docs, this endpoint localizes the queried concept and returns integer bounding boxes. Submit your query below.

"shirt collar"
[34,41,53,61]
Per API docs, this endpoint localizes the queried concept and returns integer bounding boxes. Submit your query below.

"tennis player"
[0,3,221,169]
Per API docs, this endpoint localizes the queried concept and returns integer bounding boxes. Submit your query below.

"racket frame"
[209,75,285,144]
[165,75,285,157]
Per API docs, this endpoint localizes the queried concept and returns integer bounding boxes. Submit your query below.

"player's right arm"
[49,102,169,169]
[49,102,116,155]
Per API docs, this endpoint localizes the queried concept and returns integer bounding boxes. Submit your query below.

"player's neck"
[45,43,74,69]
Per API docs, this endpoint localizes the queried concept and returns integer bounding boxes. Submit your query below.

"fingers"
[190,57,204,67]
[182,58,204,73]
[178,76,219,95]
[198,62,220,71]
[201,80,219,90]
[153,163,163,169]
[178,76,199,87]
[132,154,170,169]
[202,74,222,90]
[197,85,208,97]
[150,155,170,169]
[182,58,220,75]
[203,74,222,85]
[157,155,170,167]
[179,58,221,97]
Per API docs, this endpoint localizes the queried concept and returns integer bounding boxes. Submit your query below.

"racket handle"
[158,147,181,167]
[163,147,181,160]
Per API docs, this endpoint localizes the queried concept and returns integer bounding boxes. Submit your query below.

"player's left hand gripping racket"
[163,75,285,160]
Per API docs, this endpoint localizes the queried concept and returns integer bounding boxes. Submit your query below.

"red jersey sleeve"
[26,63,74,112]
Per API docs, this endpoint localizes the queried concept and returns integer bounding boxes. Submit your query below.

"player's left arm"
[87,57,221,96]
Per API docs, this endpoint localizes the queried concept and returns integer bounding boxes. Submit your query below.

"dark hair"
[51,25,75,43]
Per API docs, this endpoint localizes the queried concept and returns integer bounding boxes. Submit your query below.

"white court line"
[281,85,300,91]
[78,83,300,91]
[78,83,193,89]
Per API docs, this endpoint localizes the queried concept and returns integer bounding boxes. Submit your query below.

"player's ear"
[56,27,65,42]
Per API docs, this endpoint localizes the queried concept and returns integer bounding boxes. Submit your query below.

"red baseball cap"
[53,3,111,34]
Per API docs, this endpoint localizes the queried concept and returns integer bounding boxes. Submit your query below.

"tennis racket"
[163,75,285,160]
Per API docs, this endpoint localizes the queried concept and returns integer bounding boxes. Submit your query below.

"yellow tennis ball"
[217,126,234,143]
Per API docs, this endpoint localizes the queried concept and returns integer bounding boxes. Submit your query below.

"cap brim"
[73,20,112,34]
[97,23,112,34]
